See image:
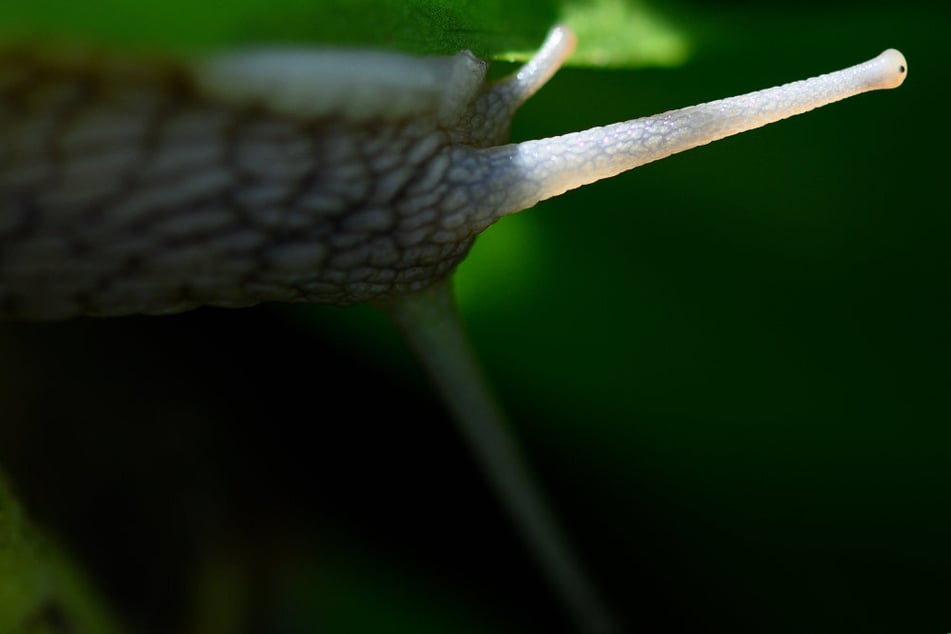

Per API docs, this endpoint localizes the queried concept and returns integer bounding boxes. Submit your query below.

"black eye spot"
[899,64,906,73]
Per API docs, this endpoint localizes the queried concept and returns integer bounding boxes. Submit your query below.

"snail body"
[0,43,507,318]
[0,27,906,321]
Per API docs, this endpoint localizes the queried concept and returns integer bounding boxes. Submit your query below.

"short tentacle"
[468,25,577,145]
[489,25,578,113]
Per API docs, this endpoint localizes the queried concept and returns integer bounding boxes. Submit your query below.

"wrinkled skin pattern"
[0,54,495,318]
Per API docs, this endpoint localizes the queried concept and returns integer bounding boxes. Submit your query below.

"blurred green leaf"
[0,473,37,633]
[0,0,687,66]
[1,472,122,634]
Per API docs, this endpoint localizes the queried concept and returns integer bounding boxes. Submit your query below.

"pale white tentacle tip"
[875,48,908,89]
[519,24,577,76]
[543,24,579,61]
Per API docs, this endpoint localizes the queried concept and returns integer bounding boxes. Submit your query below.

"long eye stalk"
[483,47,907,217]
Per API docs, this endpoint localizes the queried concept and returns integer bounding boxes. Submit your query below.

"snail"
[0,25,907,634]
[0,27,906,320]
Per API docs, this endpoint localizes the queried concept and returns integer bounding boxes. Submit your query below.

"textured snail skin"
[0,27,905,319]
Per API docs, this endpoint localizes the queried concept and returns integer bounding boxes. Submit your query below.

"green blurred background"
[0,1,948,632]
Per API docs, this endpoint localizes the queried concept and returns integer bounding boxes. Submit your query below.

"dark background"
[1,1,948,632]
